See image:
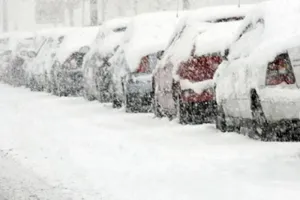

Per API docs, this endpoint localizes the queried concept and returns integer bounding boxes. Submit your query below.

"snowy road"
[1,83,300,200]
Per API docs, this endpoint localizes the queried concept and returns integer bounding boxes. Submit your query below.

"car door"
[230,19,265,119]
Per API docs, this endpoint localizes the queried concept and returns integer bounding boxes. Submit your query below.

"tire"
[112,96,122,108]
[177,95,192,125]
[111,86,122,108]
[216,104,227,132]
[250,90,272,141]
[125,94,136,113]
[153,94,163,118]
[152,80,163,118]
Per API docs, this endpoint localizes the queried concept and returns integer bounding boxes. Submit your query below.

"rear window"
[136,52,161,74]
[178,54,222,82]
[266,53,295,85]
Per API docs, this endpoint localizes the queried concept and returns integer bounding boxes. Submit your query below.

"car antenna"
[176,0,179,18]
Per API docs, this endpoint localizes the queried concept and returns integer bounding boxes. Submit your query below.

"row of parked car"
[1,0,300,141]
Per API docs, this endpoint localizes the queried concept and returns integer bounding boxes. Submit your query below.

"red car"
[153,5,251,124]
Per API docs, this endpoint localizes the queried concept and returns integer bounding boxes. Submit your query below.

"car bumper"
[126,79,152,95]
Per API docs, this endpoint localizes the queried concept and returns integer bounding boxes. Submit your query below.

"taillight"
[137,63,147,73]
[136,56,149,73]
[266,56,295,86]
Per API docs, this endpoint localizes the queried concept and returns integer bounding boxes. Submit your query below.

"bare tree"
[100,0,109,22]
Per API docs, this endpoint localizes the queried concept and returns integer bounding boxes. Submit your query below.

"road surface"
[1,83,300,200]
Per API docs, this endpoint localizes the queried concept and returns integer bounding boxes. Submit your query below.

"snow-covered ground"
[1,83,300,200]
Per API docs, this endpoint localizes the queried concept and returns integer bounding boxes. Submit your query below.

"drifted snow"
[1,84,300,199]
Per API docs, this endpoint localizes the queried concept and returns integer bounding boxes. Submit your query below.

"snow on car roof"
[244,0,300,67]
[95,17,130,43]
[215,0,300,99]
[194,21,241,57]
[98,31,125,58]
[155,4,253,75]
[121,11,183,72]
[185,4,254,23]
[83,18,129,68]
[0,31,35,52]
[95,17,129,55]
[56,26,99,63]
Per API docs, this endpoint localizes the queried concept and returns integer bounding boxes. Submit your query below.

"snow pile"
[121,11,182,72]
[56,27,99,63]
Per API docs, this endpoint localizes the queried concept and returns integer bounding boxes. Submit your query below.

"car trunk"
[178,54,222,102]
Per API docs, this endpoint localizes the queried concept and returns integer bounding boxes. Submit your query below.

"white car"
[215,0,300,141]
[110,11,180,112]
[152,5,253,124]
[82,17,129,102]
[25,28,76,92]
[51,27,98,96]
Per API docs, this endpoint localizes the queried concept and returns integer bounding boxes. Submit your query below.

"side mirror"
[27,51,37,58]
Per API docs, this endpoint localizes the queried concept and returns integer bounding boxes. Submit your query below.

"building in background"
[0,0,263,32]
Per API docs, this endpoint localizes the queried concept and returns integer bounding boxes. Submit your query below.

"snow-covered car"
[51,27,98,96]
[82,18,129,102]
[215,0,300,141]
[0,50,12,81]
[152,5,252,123]
[110,11,181,112]
[6,34,38,86]
[25,28,75,92]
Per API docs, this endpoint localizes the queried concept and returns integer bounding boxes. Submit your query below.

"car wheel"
[216,104,227,132]
[177,95,192,125]
[112,92,122,108]
[125,93,135,113]
[153,89,163,118]
[250,90,273,141]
